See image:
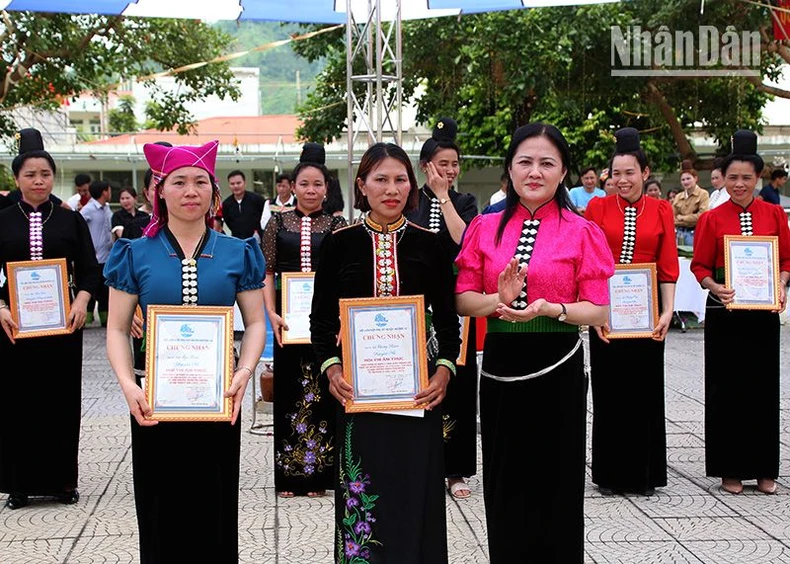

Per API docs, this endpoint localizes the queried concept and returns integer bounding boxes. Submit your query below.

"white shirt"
[260,194,296,230]
[489,189,506,206]
[708,188,730,209]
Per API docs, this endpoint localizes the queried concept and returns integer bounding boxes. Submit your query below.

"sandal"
[447,478,471,500]
[277,491,295,498]
[307,490,326,498]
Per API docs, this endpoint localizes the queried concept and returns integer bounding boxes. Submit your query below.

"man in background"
[568,166,605,214]
[67,173,92,212]
[221,170,266,240]
[260,172,296,230]
[757,168,786,206]
[80,180,113,326]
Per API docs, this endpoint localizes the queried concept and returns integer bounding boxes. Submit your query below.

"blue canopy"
[0,0,623,24]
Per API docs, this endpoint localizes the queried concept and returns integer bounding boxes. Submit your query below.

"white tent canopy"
[0,0,622,23]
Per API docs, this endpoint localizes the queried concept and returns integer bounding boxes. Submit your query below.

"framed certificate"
[604,263,659,339]
[339,295,429,413]
[456,315,470,366]
[724,235,781,310]
[6,258,71,339]
[281,272,315,344]
[145,305,235,421]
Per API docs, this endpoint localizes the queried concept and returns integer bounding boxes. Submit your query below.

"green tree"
[294,1,783,174]
[0,12,240,143]
[108,94,137,135]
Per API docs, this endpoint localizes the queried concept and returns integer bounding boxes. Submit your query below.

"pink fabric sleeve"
[455,214,485,294]
[576,221,616,305]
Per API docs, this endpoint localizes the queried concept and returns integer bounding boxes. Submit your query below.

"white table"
[674,257,708,323]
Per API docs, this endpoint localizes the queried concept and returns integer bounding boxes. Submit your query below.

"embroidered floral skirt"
[273,342,335,495]
[333,408,448,564]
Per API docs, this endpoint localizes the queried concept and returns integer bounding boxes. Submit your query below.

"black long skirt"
[443,320,478,479]
[480,331,586,564]
[0,330,83,497]
[589,330,668,491]
[130,412,242,564]
[704,296,780,479]
[272,340,335,495]
[333,407,447,564]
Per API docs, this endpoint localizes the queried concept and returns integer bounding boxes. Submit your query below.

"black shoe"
[58,490,79,505]
[5,494,28,509]
[597,486,616,496]
[642,488,655,497]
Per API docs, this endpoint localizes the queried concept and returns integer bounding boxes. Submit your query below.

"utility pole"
[295,70,301,106]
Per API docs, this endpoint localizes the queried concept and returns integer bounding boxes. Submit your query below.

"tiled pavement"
[1,324,788,563]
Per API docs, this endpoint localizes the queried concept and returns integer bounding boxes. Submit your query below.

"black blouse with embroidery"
[261,209,347,274]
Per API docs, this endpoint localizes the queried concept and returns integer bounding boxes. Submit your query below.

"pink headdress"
[142,140,220,237]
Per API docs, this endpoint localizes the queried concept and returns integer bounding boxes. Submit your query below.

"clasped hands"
[326,363,451,411]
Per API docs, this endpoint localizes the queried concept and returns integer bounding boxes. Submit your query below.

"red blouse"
[691,198,790,283]
[585,194,679,282]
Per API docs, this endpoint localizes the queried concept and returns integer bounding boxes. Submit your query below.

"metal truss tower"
[344,0,403,220]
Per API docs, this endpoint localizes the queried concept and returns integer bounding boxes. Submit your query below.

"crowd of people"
[0,118,787,564]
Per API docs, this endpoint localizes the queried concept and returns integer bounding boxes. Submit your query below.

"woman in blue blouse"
[104,140,266,564]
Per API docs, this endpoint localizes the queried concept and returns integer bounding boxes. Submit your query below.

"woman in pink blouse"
[455,122,615,563]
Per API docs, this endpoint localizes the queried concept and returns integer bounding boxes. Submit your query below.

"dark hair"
[276,173,290,183]
[290,162,331,185]
[323,176,345,215]
[608,146,648,173]
[419,117,460,165]
[499,172,509,183]
[89,180,110,200]
[771,168,787,180]
[354,142,419,214]
[12,150,56,177]
[666,187,680,200]
[644,178,662,193]
[119,186,138,200]
[496,122,577,245]
[721,156,764,176]
[74,173,91,186]
[227,170,245,181]
[579,166,597,177]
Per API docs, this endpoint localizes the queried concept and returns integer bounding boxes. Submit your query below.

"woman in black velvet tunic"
[311,142,460,564]
[0,128,100,510]
[262,143,346,498]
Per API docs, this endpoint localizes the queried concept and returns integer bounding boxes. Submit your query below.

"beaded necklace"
[175,231,206,305]
[18,202,54,261]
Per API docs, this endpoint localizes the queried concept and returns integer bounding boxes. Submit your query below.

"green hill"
[214,21,326,115]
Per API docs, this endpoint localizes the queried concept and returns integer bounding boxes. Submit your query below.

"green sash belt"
[487,317,578,333]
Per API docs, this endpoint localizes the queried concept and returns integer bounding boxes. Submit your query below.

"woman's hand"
[0,307,17,344]
[67,293,90,332]
[326,364,353,406]
[497,258,527,307]
[225,368,252,425]
[267,311,288,347]
[652,311,672,342]
[120,379,158,427]
[424,161,450,200]
[130,311,144,339]
[496,296,550,324]
[415,365,451,410]
[712,282,735,305]
[593,324,611,344]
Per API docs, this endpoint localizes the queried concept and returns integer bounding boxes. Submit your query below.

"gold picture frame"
[456,315,470,366]
[339,295,429,413]
[280,271,315,345]
[6,258,72,339]
[145,305,235,422]
[724,235,781,310]
[604,262,660,339]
